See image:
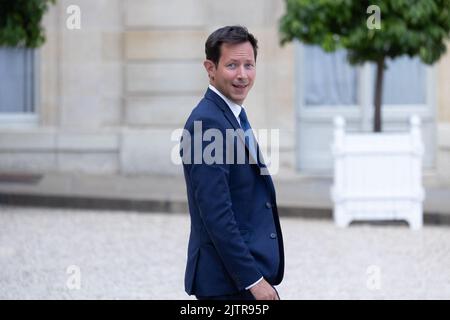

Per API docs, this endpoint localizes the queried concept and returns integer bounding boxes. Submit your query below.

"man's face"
[205,41,256,105]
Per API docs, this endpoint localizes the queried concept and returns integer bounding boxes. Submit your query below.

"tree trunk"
[373,57,385,132]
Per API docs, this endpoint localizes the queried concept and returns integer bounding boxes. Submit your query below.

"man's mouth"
[232,84,248,89]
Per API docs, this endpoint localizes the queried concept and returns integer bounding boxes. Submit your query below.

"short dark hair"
[205,25,258,66]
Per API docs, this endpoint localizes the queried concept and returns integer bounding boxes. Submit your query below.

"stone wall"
[0,0,123,174]
[1,0,449,181]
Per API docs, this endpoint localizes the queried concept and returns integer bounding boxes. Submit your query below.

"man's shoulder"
[184,96,225,130]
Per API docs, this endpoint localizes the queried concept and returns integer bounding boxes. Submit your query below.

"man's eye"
[245,64,254,68]
[227,63,236,68]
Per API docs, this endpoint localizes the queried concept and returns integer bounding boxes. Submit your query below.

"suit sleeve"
[186,118,263,290]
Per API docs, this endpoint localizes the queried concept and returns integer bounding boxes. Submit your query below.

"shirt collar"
[208,84,242,122]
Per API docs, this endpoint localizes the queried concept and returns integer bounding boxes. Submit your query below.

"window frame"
[0,48,39,128]
[294,41,437,172]
[296,42,435,131]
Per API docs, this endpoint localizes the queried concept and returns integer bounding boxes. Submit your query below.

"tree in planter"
[279,0,450,132]
[0,0,56,48]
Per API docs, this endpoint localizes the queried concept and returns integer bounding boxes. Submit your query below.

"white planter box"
[330,116,425,230]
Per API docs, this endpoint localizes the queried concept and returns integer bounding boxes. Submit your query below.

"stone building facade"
[1,0,449,183]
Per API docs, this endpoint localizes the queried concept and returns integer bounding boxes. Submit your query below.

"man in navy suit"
[180,26,284,300]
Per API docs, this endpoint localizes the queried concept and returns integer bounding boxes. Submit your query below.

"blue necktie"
[239,108,258,162]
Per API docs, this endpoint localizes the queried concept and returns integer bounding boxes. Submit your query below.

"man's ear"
[203,60,216,81]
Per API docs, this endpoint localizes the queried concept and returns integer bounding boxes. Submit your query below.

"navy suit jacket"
[181,88,284,297]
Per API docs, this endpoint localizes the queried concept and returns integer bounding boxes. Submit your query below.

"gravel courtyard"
[1,206,449,299]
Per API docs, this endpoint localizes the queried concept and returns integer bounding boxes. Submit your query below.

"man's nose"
[237,66,248,79]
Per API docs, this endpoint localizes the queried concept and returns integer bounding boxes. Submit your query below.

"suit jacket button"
[265,202,272,209]
[270,233,277,239]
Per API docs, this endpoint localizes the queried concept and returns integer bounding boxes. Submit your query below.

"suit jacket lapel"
[205,88,259,165]
[204,88,277,200]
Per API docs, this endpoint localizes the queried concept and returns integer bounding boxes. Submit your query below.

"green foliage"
[279,0,450,65]
[0,0,56,48]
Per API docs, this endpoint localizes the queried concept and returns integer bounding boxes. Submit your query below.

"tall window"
[296,44,433,171]
[303,45,426,107]
[382,55,426,105]
[0,47,35,113]
[304,45,358,106]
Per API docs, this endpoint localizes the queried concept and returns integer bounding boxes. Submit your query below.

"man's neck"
[209,84,242,106]
[208,84,242,121]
